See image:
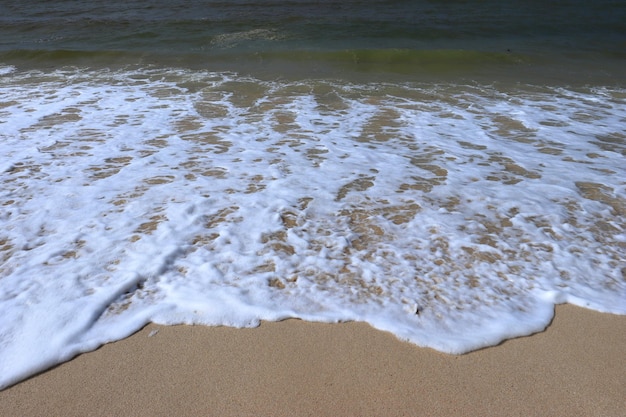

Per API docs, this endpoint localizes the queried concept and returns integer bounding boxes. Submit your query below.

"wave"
[0,49,148,67]
[0,47,527,76]
[255,48,526,71]
[0,65,624,390]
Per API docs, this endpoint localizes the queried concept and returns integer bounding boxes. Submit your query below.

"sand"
[0,304,624,416]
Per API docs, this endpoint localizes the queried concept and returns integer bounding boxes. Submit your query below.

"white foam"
[0,65,15,75]
[0,67,624,389]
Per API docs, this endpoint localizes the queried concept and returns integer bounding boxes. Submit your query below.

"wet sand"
[0,304,624,416]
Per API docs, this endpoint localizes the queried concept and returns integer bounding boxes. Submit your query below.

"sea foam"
[0,67,624,389]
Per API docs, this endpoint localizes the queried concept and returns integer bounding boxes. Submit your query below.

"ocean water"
[1,0,625,389]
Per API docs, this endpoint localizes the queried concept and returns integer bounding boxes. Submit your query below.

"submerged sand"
[0,304,624,416]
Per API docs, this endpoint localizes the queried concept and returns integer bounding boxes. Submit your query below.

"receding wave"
[1,66,624,390]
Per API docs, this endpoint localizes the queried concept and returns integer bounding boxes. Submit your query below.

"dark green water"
[1,0,624,83]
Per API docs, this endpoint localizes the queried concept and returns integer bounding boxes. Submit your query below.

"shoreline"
[1,304,624,416]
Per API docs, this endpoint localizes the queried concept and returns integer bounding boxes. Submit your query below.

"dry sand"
[0,304,624,416]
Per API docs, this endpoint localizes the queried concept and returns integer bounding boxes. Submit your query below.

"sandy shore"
[1,304,624,416]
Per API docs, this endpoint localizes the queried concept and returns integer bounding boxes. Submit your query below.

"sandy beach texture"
[0,304,624,416]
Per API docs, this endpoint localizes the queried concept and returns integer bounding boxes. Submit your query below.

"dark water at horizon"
[1,0,624,83]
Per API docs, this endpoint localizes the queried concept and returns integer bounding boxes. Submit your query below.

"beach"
[1,0,625,402]
[1,304,624,416]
